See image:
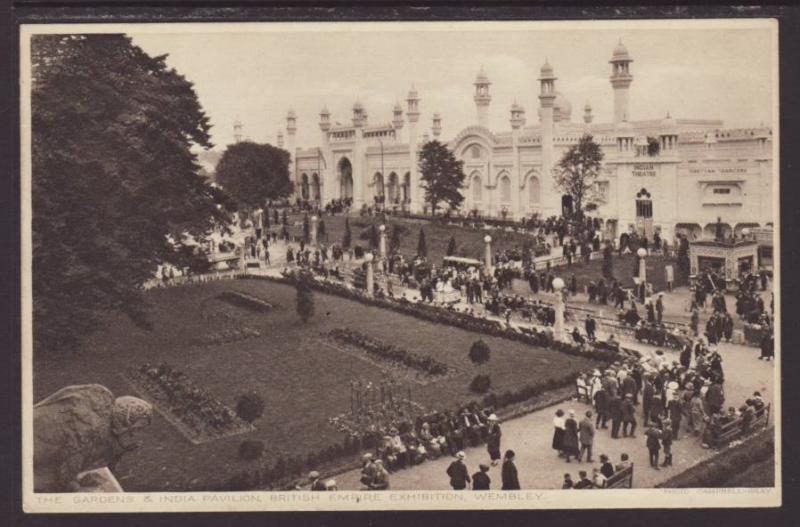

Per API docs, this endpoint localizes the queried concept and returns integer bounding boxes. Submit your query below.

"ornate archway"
[387,172,399,204]
[528,175,540,206]
[311,173,321,201]
[635,188,653,240]
[300,173,310,200]
[338,158,353,201]
[499,173,512,204]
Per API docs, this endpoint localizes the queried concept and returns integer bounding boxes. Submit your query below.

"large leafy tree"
[553,134,604,219]
[31,34,229,353]
[215,141,293,211]
[418,140,466,214]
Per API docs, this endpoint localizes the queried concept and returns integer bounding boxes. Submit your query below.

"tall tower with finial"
[406,85,421,212]
[583,103,594,125]
[277,130,284,149]
[610,40,634,124]
[233,119,243,143]
[539,59,557,214]
[510,101,526,217]
[474,67,492,128]
[352,101,367,128]
[392,101,404,137]
[318,105,331,203]
[286,108,297,189]
[432,112,442,139]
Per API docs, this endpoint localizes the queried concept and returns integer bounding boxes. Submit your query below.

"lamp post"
[552,277,566,342]
[365,252,375,297]
[484,235,493,276]
[637,247,647,283]
[379,224,387,259]
[311,215,319,246]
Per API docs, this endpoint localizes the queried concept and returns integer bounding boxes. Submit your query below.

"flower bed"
[124,362,254,444]
[244,274,624,364]
[327,328,449,377]
[190,326,262,347]
[216,291,275,312]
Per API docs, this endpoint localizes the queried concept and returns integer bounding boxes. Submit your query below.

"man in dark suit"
[446,451,470,490]
[471,464,491,490]
[621,394,637,438]
[585,314,597,341]
[608,393,622,439]
[642,375,655,426]
[501,450,520,490]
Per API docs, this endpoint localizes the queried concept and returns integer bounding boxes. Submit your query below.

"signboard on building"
[632,163,656,177]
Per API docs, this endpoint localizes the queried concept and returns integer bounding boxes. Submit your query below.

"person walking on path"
[656,293,665,323]
[621,394,638,438]
[471,464,491,490]
[552,409,566,457]
[578,411,595,463]
[667,393,684,440]
[661,419,674,468]
[563,410,580,462]
[501,450,521,490]
[486,414,502,466]
[609,393,623,439]
[446,451,471,490]
[594,382,609,429]
[645,425,662,470]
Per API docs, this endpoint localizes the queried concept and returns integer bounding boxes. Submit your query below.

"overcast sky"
[129,22,775,150]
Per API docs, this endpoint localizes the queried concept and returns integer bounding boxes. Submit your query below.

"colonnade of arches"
[467,171,541,210]
[370,171,411,205]
[299,173,321,201]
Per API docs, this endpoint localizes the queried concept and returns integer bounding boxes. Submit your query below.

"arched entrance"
[561,194,573,218]
[338,158,353,201]
[300,173,310,201]
[402,172,411,204]
[311,173,321,201]
[387,172,399,204]
[528,175,540,207]
[635,188,654,240]
[373,172,385,205]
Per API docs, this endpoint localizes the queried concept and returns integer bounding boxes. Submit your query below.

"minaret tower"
[539,59,557,215]
[610,40,634,124]
[277,130,284,149]
[318,106,331,203]
[432,112,442,139]
[406,86,421,212]
[233,119,243,143]
[510,102,526,217]
[286,108,297,190]
[583,103,594,125]
[392,102,404,140]
[474,67,492,128]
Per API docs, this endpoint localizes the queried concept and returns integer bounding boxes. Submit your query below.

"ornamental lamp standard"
[637,247,647,284]
[365,252,375,297]
[484,234,493,275]
[311,215,319,246]
[552,277,566,342]
[379,224,387,258]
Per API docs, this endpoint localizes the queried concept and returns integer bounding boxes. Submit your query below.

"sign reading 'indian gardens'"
[632,163,656,177]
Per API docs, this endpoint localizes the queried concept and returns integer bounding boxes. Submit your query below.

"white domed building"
[268,41,773,243]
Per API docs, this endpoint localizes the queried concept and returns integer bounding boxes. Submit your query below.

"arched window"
[471,145,482,159]
[301,173,310,200]
[499,175,511,203]
[471,173,483,203]
[528,175,540,204]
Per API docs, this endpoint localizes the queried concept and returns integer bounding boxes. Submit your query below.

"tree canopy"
[31,34,229,353]
[553,134,604,219]
[417,140,466,214]
[215,141,293,211]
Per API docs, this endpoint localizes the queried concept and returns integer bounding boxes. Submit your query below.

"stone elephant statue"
[34,384,153,492]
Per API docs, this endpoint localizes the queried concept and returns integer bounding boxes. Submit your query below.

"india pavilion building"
[247,41,774,243]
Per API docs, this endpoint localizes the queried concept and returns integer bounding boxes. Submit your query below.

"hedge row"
[243,274,625,364]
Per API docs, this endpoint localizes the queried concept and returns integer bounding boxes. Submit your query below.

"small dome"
[611,40,631,61]
[475,67,490,84]
[584,102,592,112]
[433,112,441,120]
[320,105,330,116]
[353,100,364,111]
[540,59,555,78]
[661,111,677,130]
[287,108,297,118]
[511,101,523,113]
[393,101,402,112]
[407,86,419,100]
[553,92,572,121]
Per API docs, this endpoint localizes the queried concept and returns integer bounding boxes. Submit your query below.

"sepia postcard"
[20,18,781,512]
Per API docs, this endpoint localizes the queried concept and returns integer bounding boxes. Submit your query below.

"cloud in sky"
[129,23,775,150]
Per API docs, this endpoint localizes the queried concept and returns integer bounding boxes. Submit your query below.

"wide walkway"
[330,340,774,490]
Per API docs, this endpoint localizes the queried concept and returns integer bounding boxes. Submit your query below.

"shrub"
[468,339,491,365]
[295,277,315,323]
[236,392,265,423]
[227,471,252,491]
[446,236,457,256]
[470,374,492,394]
[238,439,265,460]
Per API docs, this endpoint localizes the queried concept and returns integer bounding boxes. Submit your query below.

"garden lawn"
[283,213,542,264]
[34,278,600,492]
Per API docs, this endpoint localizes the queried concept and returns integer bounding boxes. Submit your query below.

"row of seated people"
[369,404,497,473]
[702,391,769,447]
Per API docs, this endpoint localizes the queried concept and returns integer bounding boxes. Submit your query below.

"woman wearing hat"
[486,414,502,466]
[552,409,566,457]
[562,410,580,463]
